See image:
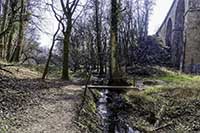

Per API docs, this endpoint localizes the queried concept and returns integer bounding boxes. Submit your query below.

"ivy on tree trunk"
[110,0,123,83]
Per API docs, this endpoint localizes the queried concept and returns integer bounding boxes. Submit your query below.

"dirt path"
[11,82,82,133]
[0,67,82,133]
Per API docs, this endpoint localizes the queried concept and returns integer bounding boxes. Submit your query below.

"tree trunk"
[144,0,149,41]
[109,0,123,85]
[6,25,15,61]
[10,0,24,62]
[0,0,2,12]
[42,23,60,79]
[62,19,72,80]
[0,0,9,58]
[95,0,103,76]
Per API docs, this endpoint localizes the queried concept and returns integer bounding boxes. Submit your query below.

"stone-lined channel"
[97,89,140,133]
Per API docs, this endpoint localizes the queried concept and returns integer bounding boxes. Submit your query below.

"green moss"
[0,118,12,133]
[76,92,102,133]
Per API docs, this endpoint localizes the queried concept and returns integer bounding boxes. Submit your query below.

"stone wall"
[156,0,200,73]
[184,0,200,73]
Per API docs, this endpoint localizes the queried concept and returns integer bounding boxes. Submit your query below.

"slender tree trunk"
[0,0,2,12]
[42,23,60,79]
[95,0,103,76]
[0,0,9,58]
[144,0,149,41]
[6,25,15,61]
[124,31,129,72]
[89,36,95,70]
[103,35,107,75]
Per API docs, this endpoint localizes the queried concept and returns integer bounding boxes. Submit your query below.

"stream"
[97,89,140,133]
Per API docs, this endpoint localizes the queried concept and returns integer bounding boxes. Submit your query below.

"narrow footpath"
[0,66,82,133]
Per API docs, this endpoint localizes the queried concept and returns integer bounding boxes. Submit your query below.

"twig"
[151,122,173,132]
[0,67,13,74]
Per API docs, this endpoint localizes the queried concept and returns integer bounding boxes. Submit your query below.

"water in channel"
[97,89,140,133]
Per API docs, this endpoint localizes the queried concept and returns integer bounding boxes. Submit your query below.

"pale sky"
[39,0,174,47]
[149,0,174,35]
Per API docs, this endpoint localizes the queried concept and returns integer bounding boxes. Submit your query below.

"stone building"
[156,0,200,73]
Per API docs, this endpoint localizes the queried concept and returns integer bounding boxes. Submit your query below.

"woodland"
[0,0,200,133]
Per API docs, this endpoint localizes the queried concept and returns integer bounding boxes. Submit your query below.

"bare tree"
[49,0,80,80]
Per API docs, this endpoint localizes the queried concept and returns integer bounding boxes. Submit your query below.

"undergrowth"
[75,91,102,133]
[126,67,200,132]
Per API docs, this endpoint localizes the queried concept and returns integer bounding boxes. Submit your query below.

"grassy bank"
[125,67,200,132]
[75,89,102,133]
